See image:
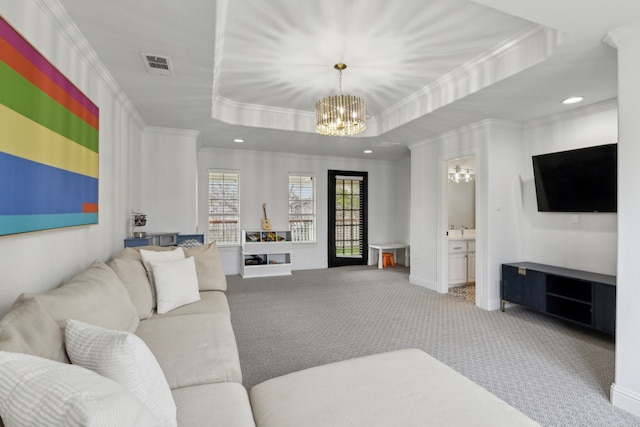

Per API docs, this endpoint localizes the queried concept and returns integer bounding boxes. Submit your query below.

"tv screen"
[532,144,617,213]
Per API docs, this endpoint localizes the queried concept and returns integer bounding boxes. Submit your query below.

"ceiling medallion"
[315,63,366,136]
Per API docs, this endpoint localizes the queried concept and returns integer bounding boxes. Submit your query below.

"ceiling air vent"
[140,53,174,77]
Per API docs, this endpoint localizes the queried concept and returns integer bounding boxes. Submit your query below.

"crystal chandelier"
[449,165,474,183]
[315,63,366,136]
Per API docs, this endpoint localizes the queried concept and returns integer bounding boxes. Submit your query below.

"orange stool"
[382,252,395,268]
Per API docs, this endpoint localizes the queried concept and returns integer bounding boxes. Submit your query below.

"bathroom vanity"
[448,230,475,286]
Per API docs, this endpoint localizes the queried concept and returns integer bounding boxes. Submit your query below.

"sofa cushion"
[151,256,201,314]
[110,247,167,313]
[0,351,160,427]
[24,261,139,334]
[140,247,185,305]
[150,291,230,318]
[183,242,227,291]
[118,243,227,292]
[139,247,185,276]
[172,382,256,427]
[112,246,174,262]
[108,257,154,320]
[65,320,176,427]
[0,296,69,363]
[249,348,540,427]
[136,312,242,388]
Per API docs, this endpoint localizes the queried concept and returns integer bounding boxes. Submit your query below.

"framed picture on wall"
[0,17,99,236]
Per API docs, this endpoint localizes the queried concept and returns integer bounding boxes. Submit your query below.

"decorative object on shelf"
[315,63,366,136]
[131,211,147,238]
[449,165,474,183]
[246,232,260,242]
[261,203,272,230]
[245,255,265,266]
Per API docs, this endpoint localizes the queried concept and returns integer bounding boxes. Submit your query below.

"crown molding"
[378,26,564,135]
[604,17,640,49]
[35,0,145,129]
[199,145,404,165]
[523,98,617,129]
[144,126,201,139]
[408,118,520,150]
[211,19,563,137]
[211,95,317,132]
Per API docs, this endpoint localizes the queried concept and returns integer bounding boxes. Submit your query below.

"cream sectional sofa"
[0,243,539,427]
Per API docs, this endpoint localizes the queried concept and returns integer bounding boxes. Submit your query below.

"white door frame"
[437,150,481,306]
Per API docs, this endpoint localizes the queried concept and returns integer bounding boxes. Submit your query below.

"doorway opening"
[446,156,476,304]
[328,170,368,268]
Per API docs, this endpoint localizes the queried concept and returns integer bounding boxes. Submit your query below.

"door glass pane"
[336,178,363,259]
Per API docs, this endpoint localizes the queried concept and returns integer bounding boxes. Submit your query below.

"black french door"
[328,170,368,267]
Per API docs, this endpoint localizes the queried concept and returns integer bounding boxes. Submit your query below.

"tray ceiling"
[54,0,640,160]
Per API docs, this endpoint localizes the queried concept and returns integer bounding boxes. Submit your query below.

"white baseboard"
[292,262,326,271]
[409,275,437,291]
[477,298,502,311]
[611,383,640,417]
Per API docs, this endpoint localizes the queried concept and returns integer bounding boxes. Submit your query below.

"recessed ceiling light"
[562,96,584,105]
[233,139,244,143]
[364,150,373,154]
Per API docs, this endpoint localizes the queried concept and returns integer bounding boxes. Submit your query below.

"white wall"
[409,142,440,289]
[521,100,618,275]
[395,157,411,242]
[197,148,411,274]
[409,120,524,310]
[0,2,144,315]
[605,19,640,418]
[137,127,200,235]
[483,122,527,307]
[409,103,618,311]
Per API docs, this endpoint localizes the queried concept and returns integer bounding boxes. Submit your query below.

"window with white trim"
[288,174,316,243]
[208,170,240,245]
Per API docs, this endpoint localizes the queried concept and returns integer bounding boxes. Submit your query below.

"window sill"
[216,245,241,252]
[293,242,317,248]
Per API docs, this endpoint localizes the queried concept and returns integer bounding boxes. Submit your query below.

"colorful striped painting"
[0,17,99,236]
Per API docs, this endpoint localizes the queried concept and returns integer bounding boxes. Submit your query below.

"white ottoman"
[249,349,539,427]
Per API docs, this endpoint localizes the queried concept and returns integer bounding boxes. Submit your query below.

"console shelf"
[501,262,616,334]
[241,230,292,278]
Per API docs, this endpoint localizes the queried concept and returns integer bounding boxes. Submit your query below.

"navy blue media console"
[501,262,615,334]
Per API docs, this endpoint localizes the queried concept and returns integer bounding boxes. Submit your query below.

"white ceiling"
[56,0,640,161]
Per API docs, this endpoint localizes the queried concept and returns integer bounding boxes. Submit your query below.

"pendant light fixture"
[315,63,366,136]
[449,165,474,183]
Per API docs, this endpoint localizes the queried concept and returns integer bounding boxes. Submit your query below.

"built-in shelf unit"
[241,230,292,278]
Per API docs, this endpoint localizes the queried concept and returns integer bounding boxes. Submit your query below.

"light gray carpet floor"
[226,265,639,427]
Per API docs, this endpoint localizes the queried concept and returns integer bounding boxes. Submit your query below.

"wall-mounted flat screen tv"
[532,143,617,213]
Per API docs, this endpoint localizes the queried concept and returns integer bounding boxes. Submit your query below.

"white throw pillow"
[65,319,177,427]
[0,351,160,427]
[151,256,201,314]
[139,247,185,268]
[139,248,186,302]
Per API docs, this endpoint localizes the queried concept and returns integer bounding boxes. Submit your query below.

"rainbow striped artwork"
[0,17,99,236]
